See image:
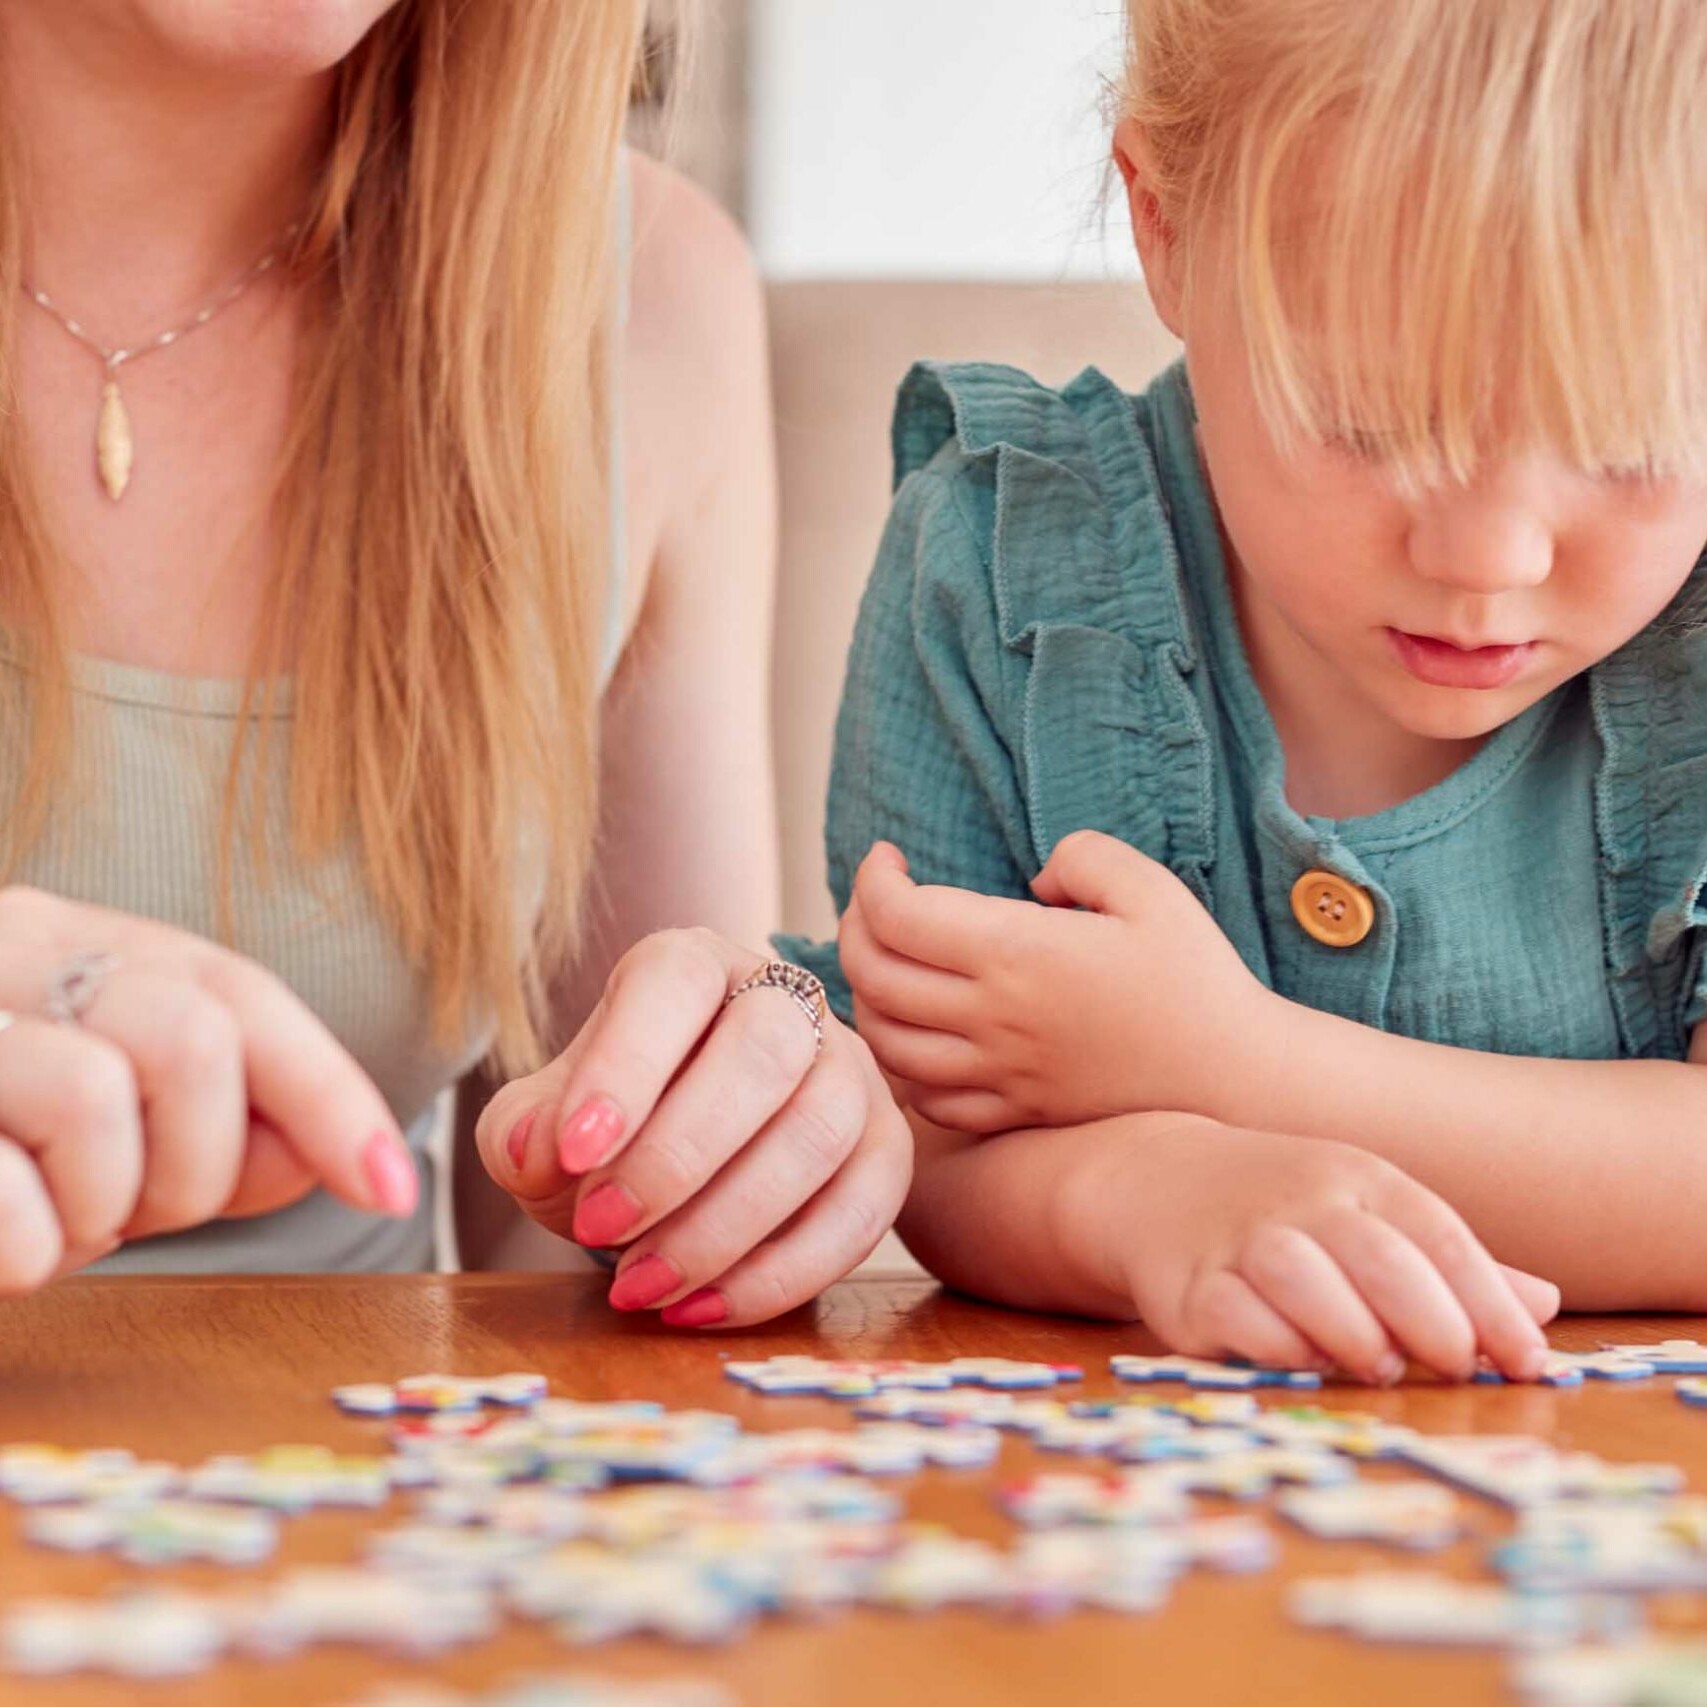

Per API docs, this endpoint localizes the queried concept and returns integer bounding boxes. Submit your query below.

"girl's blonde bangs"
[1130,0,1707,486]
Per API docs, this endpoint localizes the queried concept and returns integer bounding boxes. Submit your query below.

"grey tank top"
[12,153,634,1274]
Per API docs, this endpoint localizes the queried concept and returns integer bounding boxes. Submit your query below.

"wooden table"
[2,1276,1705,1707]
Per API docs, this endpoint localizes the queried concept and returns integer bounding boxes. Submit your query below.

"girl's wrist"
[1054,1110,1221,1312]
[1199,987,1319,1129]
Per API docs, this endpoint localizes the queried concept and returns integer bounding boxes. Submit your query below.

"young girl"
[781,0,1707,1382]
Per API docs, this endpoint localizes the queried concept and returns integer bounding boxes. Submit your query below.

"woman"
[0,0,909,1327]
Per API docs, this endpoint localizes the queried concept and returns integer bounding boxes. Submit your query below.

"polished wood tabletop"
[2,1274,1705,1707]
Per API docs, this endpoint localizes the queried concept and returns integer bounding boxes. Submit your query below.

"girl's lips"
[1387,628,1536,689]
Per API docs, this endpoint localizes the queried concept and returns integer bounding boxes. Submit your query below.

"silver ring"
[43,953,119,1025]
[725,961,828,1059]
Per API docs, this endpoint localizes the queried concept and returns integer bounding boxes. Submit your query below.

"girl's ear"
[1114,116,1186,338]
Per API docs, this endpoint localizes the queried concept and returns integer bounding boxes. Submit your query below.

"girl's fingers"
[606,1041,904,1313]
[904,1084,1024,1135]
[659,1083,912,1329]
[848,993,985,1089]
[566,995,847,1252]
[0,1135,63,1293]
[1382,1196,1549,1380]
[1238,1223,1399,1384]
[853,844,1036,973]
[68,971,248,1240]
[544,929,763,1177]
[840,894,977,1031]
[1180,1267,1326,1371]
[1310,1206,1479,1380]
[1499,1264,1563,1327]
[0,1016,144,1249]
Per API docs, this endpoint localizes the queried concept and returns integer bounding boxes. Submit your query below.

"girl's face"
[1186,310,1707,744]
[1119,122,1707,747]
[9,0,406,75]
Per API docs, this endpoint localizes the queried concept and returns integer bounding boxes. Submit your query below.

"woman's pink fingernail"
[363,1131,418,1216]
[573,1181,643,1247]
[660,1288,728,1328]
[607,1253,682,1312]
[504,1110,537,1175]
[559,1096,626,1173]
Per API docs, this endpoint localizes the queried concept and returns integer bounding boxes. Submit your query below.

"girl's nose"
[1407,477,1556,595]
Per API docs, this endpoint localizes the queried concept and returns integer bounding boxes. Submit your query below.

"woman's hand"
[0,886,417,1290]
[842,834,1271,1134]
[476,928,912,1328]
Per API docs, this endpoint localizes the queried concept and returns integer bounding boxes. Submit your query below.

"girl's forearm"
[896,1105,1208,1319]
[1226,998,1707,1308]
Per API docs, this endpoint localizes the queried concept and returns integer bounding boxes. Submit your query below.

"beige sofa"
[768,279,1181,939]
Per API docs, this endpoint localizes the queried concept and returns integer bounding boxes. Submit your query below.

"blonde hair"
[1124,0,1707,486]
[0,0,651,1077]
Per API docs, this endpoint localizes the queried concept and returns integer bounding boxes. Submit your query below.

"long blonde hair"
[0,0,651,1077]
[1123,0,1707,488]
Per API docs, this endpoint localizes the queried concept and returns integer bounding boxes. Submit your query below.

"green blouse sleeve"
[773,393,1037,1025]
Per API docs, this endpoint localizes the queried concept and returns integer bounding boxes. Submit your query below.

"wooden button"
[1290,870,1375,948]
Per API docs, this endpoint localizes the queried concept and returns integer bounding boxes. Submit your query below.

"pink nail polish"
[607,1253,681,1311]
[660,1288,728,1328]
[573,1181,643,1247]
[363,1131,418,1216]
[504,1110,537,1174]
[558,1096,626,1173]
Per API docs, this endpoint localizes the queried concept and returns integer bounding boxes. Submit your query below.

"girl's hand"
[1108,1118,1557,1384]
[476,928,912,1328]
[0,886,417,1290]
[841,833,1269,1133]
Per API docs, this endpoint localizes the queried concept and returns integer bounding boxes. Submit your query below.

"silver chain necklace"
[20,222,300,502]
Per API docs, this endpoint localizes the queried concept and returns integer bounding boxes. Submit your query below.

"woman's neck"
[0,5,331,332]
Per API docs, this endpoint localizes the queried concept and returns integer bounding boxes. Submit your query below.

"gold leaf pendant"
[96,377,132,502]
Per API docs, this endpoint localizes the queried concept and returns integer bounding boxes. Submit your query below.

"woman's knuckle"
[737,1001,814,1082]
[53,1046,137,1134]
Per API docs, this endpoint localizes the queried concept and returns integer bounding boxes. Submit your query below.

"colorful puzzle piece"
[333,1374,549,1416]
[24,1499,277,1567]
[722,1355,1081,1398]
[1395,1435,1685,1508]
[1599,1340,1707,1374]
[1514,1639,1707,1706]
[2,1592,231,1677]
[0,1444,177,1506]
[1110,1354,1324,1391]
[184,1445,392,1511]
[1473,1350,1657,1387]
[1277,1482,1461,1550]
[1290,1571,1636,1649]
[1493,1498,1707,1592]
[997,1470,1192,1529]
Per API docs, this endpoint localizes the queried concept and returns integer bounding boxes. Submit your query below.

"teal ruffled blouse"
[777,359,1707,1063]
